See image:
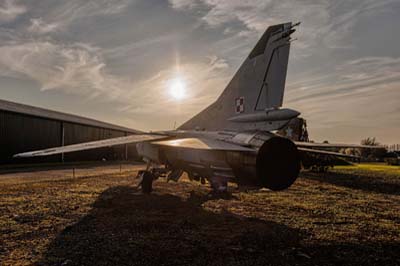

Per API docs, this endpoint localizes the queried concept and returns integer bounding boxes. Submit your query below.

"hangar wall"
[0,99,140,165]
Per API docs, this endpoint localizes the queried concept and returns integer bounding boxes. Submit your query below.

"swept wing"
[14,134,168,158]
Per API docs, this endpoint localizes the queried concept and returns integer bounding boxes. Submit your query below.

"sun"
[168,78,186,100]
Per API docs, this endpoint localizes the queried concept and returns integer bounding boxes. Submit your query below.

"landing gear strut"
[136,169,155,194]
[141,171,154,193]
[209,176,230,195]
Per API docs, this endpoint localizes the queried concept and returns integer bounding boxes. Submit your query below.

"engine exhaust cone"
[256,137,300,190]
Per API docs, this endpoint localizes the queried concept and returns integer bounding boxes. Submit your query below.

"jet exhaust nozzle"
[256,137,300,190]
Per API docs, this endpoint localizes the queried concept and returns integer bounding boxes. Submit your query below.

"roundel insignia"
[235,97,245,114]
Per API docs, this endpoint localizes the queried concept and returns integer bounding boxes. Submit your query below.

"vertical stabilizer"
[179,22,297,131]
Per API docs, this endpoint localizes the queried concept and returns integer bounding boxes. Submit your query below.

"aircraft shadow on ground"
[38,186,399,266]
[303,171,400,196]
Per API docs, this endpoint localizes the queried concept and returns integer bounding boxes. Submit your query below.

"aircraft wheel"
[141,172,153,194]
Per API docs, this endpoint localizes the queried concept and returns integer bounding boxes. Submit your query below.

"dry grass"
[0,163,399,266]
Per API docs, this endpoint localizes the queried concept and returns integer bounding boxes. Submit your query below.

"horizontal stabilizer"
[298,147,359,159]
[295,142,385,149]
[14,134,168,158]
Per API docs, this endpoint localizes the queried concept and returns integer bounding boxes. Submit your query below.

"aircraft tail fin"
[179,22,298,131]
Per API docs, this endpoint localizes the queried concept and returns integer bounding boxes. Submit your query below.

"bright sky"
[0,0,399,144]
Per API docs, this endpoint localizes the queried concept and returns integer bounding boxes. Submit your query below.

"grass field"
[0,163,399,266]
[335,163,400,176]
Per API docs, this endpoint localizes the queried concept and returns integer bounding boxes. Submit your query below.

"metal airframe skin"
[14,22,381,193]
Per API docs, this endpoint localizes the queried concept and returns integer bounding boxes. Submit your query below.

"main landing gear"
[136,162,172,194]
[136,162,232,197]
[137,170,155,194]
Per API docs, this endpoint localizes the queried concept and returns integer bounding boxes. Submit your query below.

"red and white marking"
[235,97,245,114]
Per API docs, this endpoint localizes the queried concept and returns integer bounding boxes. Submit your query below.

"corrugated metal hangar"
[0,99,141,164]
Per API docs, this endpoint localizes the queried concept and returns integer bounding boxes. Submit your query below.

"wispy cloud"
[0,0,398,141]
[0,34,231,129]
[0,0,138,101]
[28,18,58,34]
[286,56,400,103]
[24,0,134,33]
[0,0,26,23]
[168,0,397,53]
[169,0,199,9]
[0,41,123,99]
[285,55,400,142]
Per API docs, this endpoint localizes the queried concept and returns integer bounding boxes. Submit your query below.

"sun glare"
[169,78,186,100]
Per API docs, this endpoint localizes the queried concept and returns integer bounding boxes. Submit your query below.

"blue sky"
[0,0,399,143]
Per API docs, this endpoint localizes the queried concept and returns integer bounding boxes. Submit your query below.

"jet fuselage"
[136,130,300,191]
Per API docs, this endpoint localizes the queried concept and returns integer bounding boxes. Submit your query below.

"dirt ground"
[0,163,399,266]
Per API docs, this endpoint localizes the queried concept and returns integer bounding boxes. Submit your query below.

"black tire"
[141,172,153,194]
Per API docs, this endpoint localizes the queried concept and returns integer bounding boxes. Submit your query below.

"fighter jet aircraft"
[14,22,379,193]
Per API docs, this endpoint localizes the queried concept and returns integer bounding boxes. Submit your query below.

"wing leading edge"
[14,134,168,158]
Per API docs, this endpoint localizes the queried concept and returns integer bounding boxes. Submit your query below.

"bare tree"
[360,137,387,161]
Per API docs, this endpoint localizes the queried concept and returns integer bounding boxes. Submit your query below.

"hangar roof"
[0,99,141,133]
